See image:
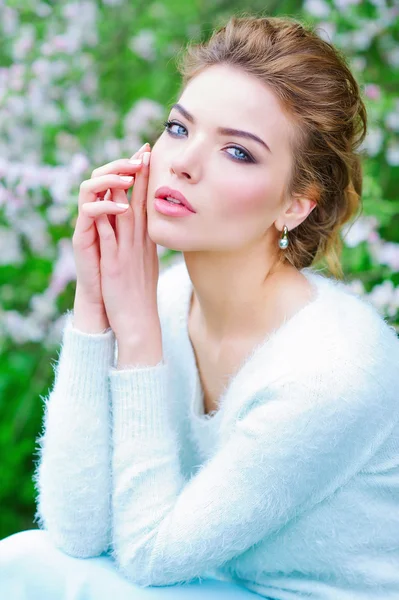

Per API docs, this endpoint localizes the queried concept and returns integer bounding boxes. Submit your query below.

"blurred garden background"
[1,0,398,541]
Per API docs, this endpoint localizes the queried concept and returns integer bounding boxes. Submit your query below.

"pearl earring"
[278,225,289,249]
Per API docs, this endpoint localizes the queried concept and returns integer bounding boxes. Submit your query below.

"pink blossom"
[48,238,77,297]
[364,83,381,101]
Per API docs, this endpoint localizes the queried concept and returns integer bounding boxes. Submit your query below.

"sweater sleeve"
[32,310,116,558]
[108,359,398,587]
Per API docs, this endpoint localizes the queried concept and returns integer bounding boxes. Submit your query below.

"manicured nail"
[116,203,129,209]
[130,143,147,159]
[143,152,151,166]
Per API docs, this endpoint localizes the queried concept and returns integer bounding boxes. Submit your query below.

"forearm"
[33,311,115,557]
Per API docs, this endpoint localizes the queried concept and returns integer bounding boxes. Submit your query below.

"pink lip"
[154,186,196,213]
[154,198,195,217]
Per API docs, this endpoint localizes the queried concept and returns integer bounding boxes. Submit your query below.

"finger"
[128,142,149,161]
[115,145,149,250]
[112,187,130,206]
[112,187,133,246]
[103,145,147,207]
[131,149,151,243]
[102,189,117,232]
[73,201,123,242]
[81,200,130,218]
[95,214,118,267]
[89,142,149,184]
[90,156,144,180]
[78,173,135,212]
[89,143,149,193]
[75,175,134,244]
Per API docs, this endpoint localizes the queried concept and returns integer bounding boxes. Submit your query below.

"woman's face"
[146,63,295,252]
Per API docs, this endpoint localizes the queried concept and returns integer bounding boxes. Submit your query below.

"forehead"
[178,64,294,150]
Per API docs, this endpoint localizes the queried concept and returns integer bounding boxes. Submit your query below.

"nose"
[170,165,192,180]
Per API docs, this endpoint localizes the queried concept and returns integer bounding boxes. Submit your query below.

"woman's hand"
[71,143,147,331]
[81,142,163,366]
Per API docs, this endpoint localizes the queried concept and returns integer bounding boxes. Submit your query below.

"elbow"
[111,546,154,587]
[46,526,109,559]
[35,510,110,559]
[56,538,108,559]
[33,475,111,559]
[111,547,180,588]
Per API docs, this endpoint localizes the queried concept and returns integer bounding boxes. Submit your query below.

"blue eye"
[162,120,255,164]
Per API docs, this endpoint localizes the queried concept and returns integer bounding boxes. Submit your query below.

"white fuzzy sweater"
[33,260,399,599]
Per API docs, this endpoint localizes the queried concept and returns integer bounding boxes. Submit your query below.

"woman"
[1,14,399,600]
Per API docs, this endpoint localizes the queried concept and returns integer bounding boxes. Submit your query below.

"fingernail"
[130,143,147,159]
[120,175,133,182]
[143,152,151,166]
[128,158,142,165]
[116,203,129,209]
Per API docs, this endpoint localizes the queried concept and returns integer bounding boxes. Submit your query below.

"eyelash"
[162,120,255,164]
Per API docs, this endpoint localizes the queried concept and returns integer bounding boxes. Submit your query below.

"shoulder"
[270,268,399,386]
[317,271,398,354]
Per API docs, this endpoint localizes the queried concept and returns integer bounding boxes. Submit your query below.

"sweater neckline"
[179,265,328,423]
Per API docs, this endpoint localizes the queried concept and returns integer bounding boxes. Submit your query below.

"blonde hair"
[175,14,367,279]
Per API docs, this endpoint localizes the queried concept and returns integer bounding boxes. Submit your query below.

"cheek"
[146,144,162,189]
[147,137,175,185]
[214,173,272,218]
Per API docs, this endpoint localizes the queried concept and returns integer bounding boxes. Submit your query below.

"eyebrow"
[169,103,272,154]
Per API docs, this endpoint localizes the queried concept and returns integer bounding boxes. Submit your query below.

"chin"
[147,219,183,251]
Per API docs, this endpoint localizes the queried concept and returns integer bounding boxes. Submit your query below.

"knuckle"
[101,230,114,242]
[80,179,90,192]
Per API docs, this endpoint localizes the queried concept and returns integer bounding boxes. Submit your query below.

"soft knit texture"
[33,259,399,599]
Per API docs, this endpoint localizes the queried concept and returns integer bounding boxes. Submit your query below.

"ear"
[275,187,318,233]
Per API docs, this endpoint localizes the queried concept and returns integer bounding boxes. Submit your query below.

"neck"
[183,243,291,344]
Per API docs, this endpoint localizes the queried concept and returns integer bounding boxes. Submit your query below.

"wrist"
[73,293,110,334]
[117,332,163,369]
